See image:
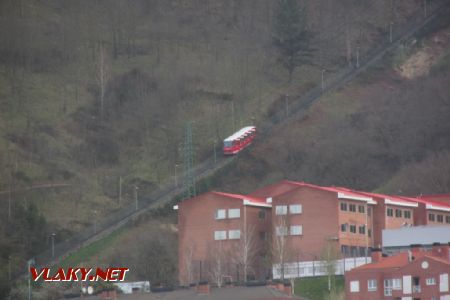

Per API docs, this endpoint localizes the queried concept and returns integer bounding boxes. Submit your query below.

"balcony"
[413,285,421,293]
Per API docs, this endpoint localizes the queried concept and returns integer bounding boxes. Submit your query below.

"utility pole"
[321,69,326,91]
[183,122,195,199]
[134,185,139,211]
[213,141,217,164]
[231,101,235,132]
[8,185,11,221]
[285,94,289,117]
[424,0,427,18]
[174,164,178,187]
[389,22,393,43]
[356,46,360,68]
[118,176,122,205]
[28,259,35,300]
[51,233,56,258]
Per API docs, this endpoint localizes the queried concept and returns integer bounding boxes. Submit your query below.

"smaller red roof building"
[345,243,450,300]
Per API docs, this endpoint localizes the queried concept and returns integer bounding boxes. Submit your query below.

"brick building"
[176,191,271,285]
[176,180,450,284]
[345,243,450,300]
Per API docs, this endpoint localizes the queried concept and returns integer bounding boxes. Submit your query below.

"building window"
[392,278,402,290]
[228,229,240,239]
[289,204,302,214]
[341,245,349,256]
[368,279,377,291]
[290,225,303,236]
[349,204,356,212]
[341,224,347,232]
[350,281,360,293]
[214,230,227,240]
[368,229,372,238]
[387,208,393,217]
[404,210,411,219]
[437,214,444,223]
[340,202,347,211]
[275,205,288,215]
[228,208,240,219]
[358,225,366,235]
[429,213,435,222]
[215,209,226,220]
[349,225,356,233]
[275,226,288,236]
[395,209,402,218]
[426,278,436,285]
[384,279,393,296]
[446,215,450,224]
[259,231,267,240]
[258,209,266,220]
[358,205,365,213]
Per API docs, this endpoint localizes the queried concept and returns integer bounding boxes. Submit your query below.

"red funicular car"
[223,126,256,155]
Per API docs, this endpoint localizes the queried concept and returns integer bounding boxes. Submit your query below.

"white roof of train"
[224,126,256,142]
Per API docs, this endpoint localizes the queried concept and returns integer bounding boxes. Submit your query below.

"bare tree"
[209,241,226,287]
[183,241,195,285]
[320,239,341,292]
[233,224,258,282]
[273,214,289,280]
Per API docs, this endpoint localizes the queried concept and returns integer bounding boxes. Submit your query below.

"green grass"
[57,226,127,269]
[294,276,344,300]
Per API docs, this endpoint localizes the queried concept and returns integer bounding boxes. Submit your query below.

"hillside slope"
[216,24,450,196]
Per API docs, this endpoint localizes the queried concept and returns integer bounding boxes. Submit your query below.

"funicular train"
[222,126,256,155]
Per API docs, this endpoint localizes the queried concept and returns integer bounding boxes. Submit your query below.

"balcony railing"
[413,285,421,293]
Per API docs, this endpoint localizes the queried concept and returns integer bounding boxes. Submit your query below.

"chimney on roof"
[432,242,449,260]
[371,248,383,263]
[410,244,422,253]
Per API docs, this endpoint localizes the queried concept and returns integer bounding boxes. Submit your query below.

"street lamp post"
[174,164,179,187]
[134,185,139,211]
[50,233,56,258]
[28,259,35,300]
[321,69,326,91]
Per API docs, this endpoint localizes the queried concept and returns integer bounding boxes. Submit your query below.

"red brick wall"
[338,199,374,253]
[178,192,271,284]
[271,187,340,262]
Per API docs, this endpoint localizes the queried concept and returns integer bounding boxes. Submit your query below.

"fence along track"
[26,0,448,276]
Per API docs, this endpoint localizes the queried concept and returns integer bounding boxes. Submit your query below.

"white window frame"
[275,226,288,236]
[367,279,377,291]
[392,278,402,290]
[214,230,227,240]
[228,208,240,219]
[426,277,436,285]
[228,229,241,239]
[215,209,226,220]
[275,205,288,215]
[290,225,303,236]
[384,279,393,296]
[350,280,360,293]
[289,204,302,214]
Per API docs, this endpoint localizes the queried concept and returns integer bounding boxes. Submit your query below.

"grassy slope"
[294,276,344,300]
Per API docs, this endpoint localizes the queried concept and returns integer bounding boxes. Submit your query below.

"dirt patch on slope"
[398,28,450,79]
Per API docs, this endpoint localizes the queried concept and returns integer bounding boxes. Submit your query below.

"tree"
[183,242,195,285]
[272,214,289,280]
[320,239,341,292]
[209,241,225,287]
[233,224,258,282]
[273,0,314,82]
